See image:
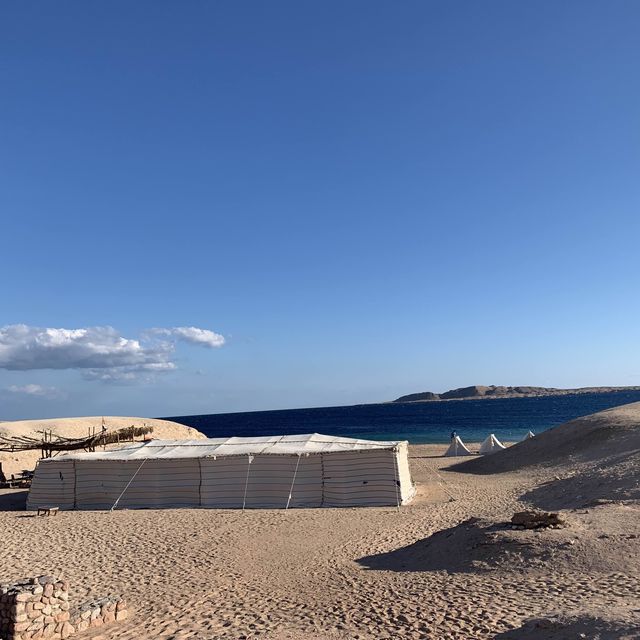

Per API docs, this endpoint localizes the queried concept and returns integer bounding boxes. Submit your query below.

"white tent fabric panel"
[394,442,415,504]
[444,436,472,457]
[27,434,416,510]
[478,434,507,455]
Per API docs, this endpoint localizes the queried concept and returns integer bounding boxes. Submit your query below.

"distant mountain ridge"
[393,385,640,403]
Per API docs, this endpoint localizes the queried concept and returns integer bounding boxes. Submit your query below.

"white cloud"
[7,384,61,399]
[0,324,225,383]
[150,327,226,348]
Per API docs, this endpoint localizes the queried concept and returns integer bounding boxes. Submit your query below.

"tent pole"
[110,459,147,512]
[285,454,302,510]
[242,455,253,512]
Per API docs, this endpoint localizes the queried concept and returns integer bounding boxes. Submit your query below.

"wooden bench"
[37,507,59,517]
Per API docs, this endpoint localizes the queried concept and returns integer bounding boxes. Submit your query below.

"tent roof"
[44,433,405,462]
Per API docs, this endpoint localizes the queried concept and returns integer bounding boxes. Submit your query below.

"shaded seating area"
[0,463,33,489]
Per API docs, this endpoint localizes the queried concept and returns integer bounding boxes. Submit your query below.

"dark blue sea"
[163,391,640,444]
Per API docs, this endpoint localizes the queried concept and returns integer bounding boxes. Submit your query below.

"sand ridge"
[0,416,205,476]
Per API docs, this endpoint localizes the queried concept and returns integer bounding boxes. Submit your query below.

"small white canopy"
[444,436,472,457]
[479,434,506,455]
[521,430,535,441]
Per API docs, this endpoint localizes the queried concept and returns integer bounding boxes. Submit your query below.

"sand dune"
[0,416,205,476]
[451,401,640,474]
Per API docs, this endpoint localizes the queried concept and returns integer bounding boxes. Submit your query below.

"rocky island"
[393,385,640,403]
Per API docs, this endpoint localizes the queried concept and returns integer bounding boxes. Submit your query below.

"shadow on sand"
[493,614,640,639]
[357,518,513,574]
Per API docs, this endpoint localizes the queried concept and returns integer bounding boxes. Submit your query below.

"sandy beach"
[1,405,639,639]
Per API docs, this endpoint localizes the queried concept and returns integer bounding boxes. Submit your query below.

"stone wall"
[0,576,127,640]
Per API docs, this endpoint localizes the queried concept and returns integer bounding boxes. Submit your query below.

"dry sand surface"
[1,404,639,639]
[0,416,206,476]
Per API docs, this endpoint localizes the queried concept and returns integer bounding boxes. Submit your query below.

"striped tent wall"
[27,447,415,511]
[74,459,200,510]
[26,459,75,510]
[200,455,323,508]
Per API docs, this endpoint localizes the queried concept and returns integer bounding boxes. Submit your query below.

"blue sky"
[1,1,639,420]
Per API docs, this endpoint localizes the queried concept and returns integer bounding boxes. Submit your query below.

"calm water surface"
[164,391,640,444]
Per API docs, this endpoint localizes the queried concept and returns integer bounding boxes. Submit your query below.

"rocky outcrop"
[393,385,640,403]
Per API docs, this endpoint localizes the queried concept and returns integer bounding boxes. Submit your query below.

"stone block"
[42,585,54,599]
[116,610,128,621]
[75,619,89,632]
[60,622,74,639]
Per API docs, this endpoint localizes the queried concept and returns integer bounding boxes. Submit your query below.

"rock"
[60,622,74,639]
[116,610,128,621]
[510,510,566,529]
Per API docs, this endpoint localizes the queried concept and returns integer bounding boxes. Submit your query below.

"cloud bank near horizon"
[7,383,62,399]
[0,324,225,384]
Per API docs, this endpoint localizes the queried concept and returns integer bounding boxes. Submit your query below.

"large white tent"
[478,434,506,455]
[443,436,472,457]
[27,434,416,511]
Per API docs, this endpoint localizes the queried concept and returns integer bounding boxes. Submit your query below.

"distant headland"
[392,385,640,403]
